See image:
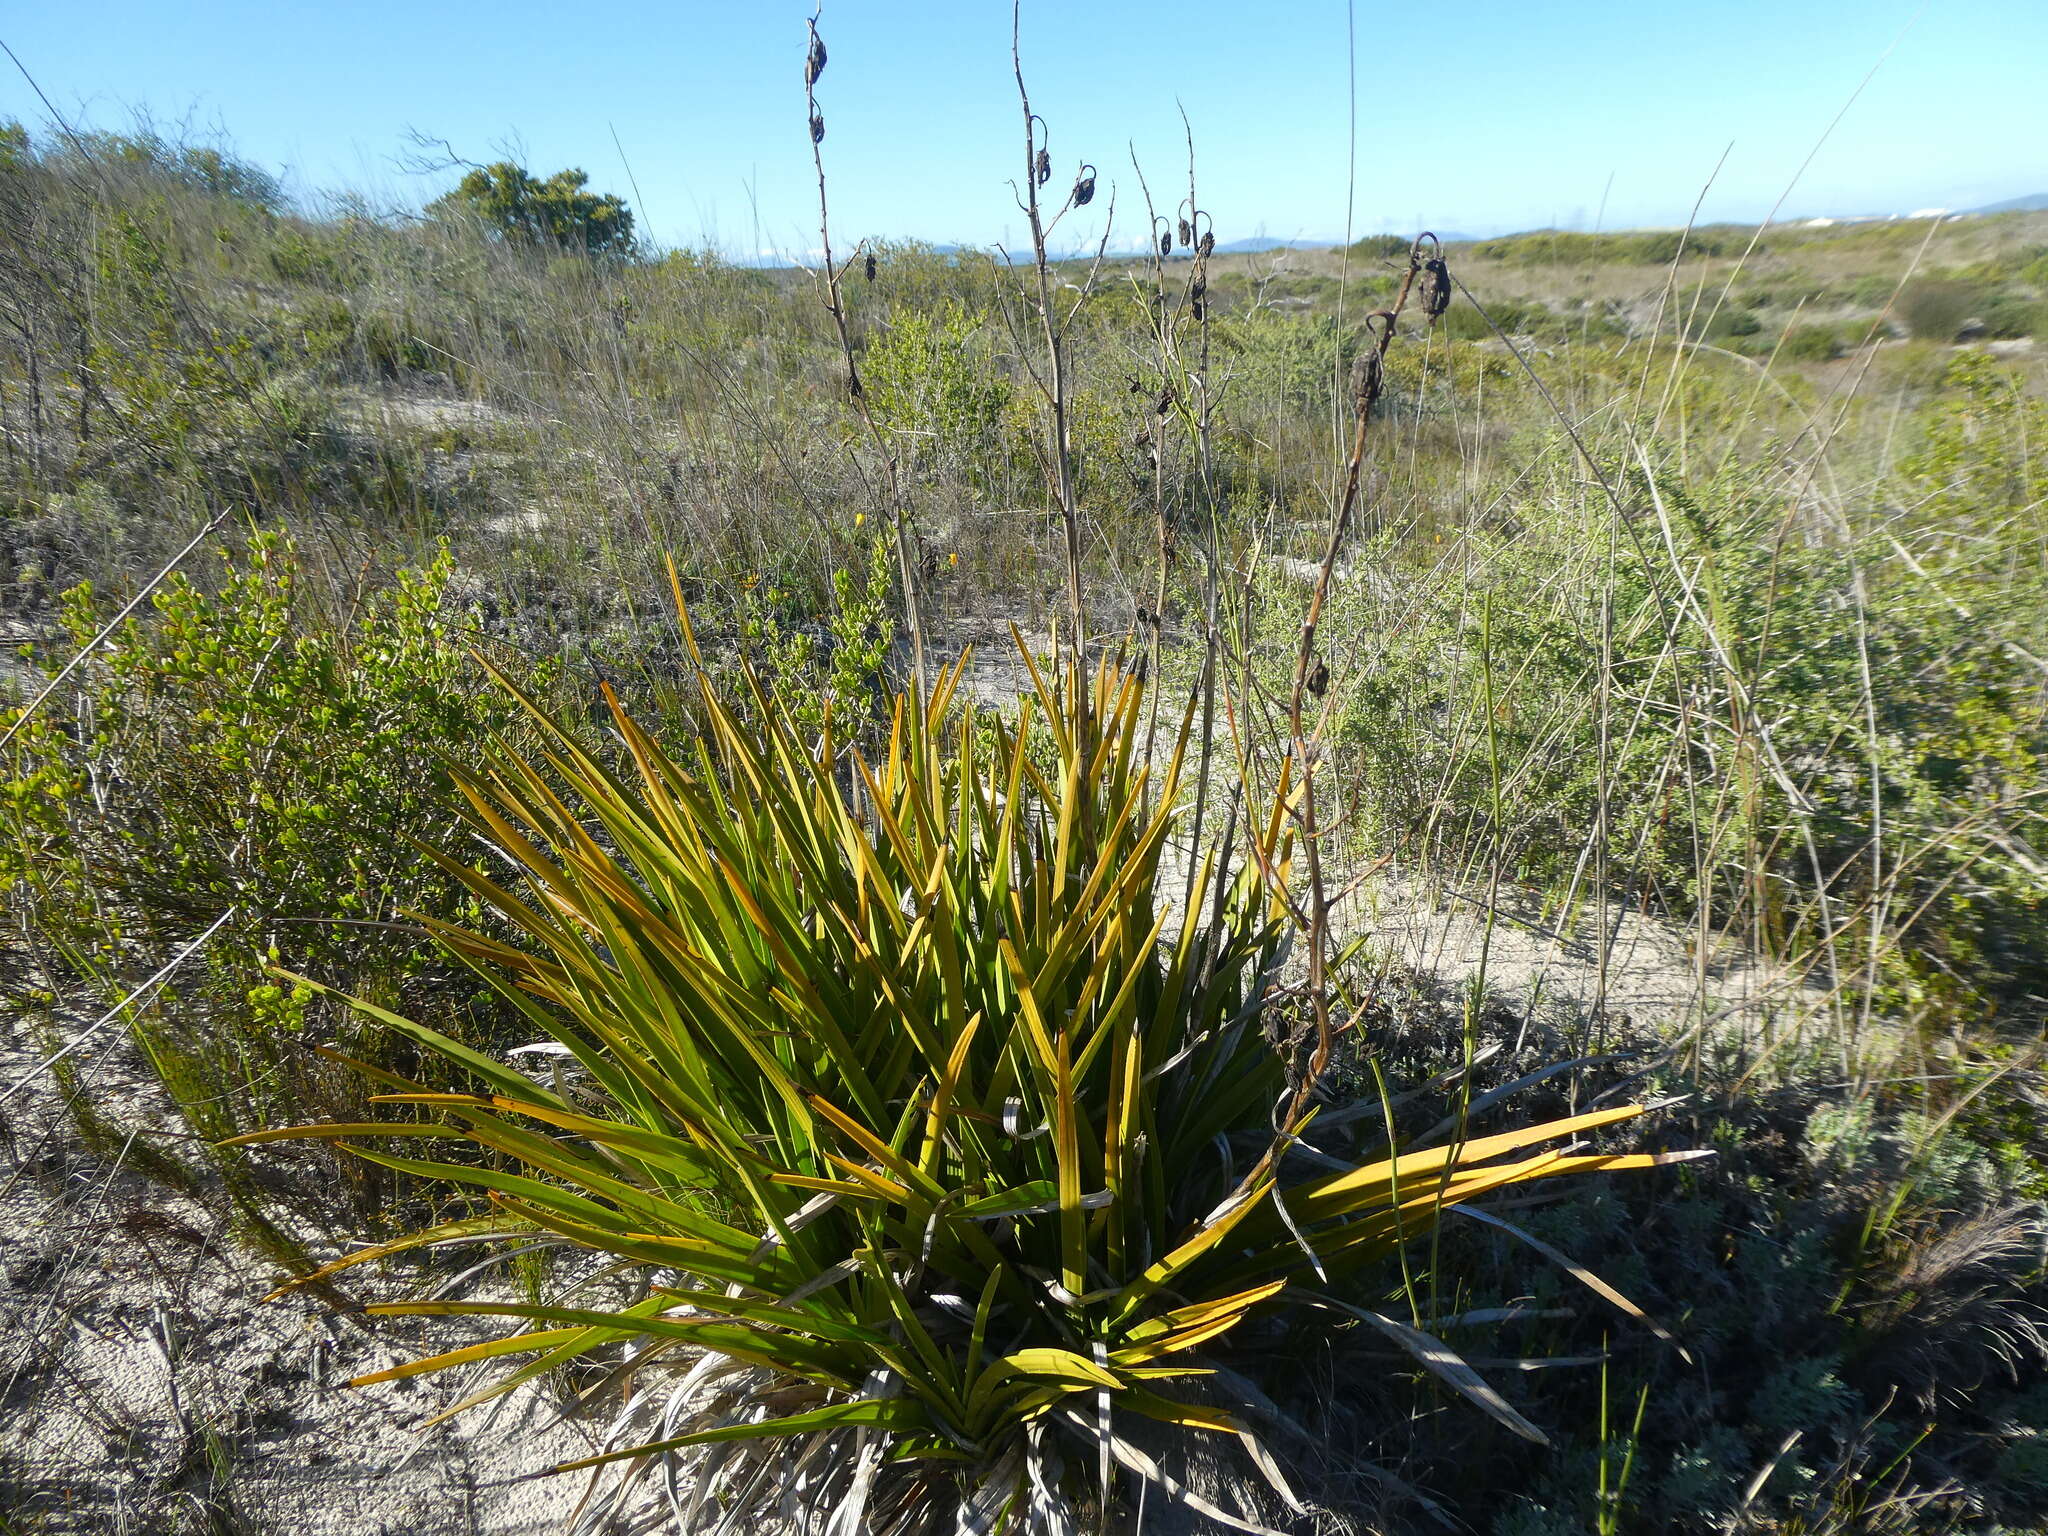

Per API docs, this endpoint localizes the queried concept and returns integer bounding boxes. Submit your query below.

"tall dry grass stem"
[803,8,928,698]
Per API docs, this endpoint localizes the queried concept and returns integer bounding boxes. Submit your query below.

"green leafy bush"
[862,299,1010,475]
[2,533,528,1141]
[1899,278,1991,340]
[1441,296,1557,341]
[427,161,635,258]
[1979,293,2047,338]
[740,532,898,740]
[1469,230,1734,266]
[241,647,1683,1531]
[1778,321,1851,361]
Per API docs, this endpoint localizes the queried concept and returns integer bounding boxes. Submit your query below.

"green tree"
[426,161,634,256]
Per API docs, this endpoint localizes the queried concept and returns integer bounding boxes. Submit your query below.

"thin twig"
[804,7,928,699]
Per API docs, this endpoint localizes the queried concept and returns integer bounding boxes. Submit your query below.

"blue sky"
[5,2,2044,256]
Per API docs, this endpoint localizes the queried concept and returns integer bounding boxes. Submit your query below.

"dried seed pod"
[805,32,827,86]
[1191,276,1206,302]
[809,110,825,145]
[1356,309,1397,411]
[847,363,863,399]
[1177,216,1193,247]
[1035,148,1051,187]
[1351,346,1383,418]
[1191,298,1206,321]
[1419,257,1451,321]
[863,251,877,282]
[1307,659,1329,698]
[1127,374,1144,394]
[1073,164,1096,207]
[1155,388,1173,416]
[1158,229,1172,259]
[1198,229,1215,259]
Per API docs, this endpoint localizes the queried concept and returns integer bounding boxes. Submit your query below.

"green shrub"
[1442,297,1555,341]
[740,532,897,740]
[240,647,1682,1530]
[862,299,1010,474]
[1470,229,1733,266]
[1979,293,2047,338]
[426,161,635,258]
[1778,321,1850,361]
[1711,306,1762,339]
[1747,1355,1858,1439]
[1348,233,1413,260]
[2,533,530,1140]
[1899,278,1991,340]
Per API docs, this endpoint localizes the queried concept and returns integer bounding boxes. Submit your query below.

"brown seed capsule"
[863,252,877,282]
[1155,389,1173,416]
[1127,374,1143,394]
[847,363,863,399]
[1073,164,1096,207]
[1198,230,1215,259]
[1191,298,1206,321]
[1419,257,1451,321]
[1158,230,1172,259]
[1177,217,1193,247]
[1034,148,1051,187]
[1307,660,1329,698]
[1351,347,1383,418]
[1191,276,1206,302]
[805,32,827,86]
[809,110,825,145]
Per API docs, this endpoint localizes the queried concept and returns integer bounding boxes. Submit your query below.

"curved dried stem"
[804,7,928,700]
[1010,0,1087,659]
[1233,234,1438,1200]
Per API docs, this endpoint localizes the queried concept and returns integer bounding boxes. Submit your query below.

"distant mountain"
[1967,192,2048,214]
[1214,237,1314,254]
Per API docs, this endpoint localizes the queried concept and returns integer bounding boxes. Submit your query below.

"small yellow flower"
[948,551,959,567]
[854,512,865,528]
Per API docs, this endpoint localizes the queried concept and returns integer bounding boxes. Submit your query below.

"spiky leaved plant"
[234,635,1691,1535]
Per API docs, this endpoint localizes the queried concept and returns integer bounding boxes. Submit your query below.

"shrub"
[1348,233,1413,260]
[740,531,898,740]
[71,128,285,212]
[239,645,1686,1532]
[1979,294,2047,338]
[1778,322,1850,362]
[1,533,529,1144]
[1442,297,1555,341]
[1710,306,1762,339]
[427,161,635,258]
[1899,278,1990,341]
[1469,229,1733,266]
[862,299,1010,474]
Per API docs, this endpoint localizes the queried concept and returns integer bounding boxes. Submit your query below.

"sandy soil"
[0,1015,596,1534]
